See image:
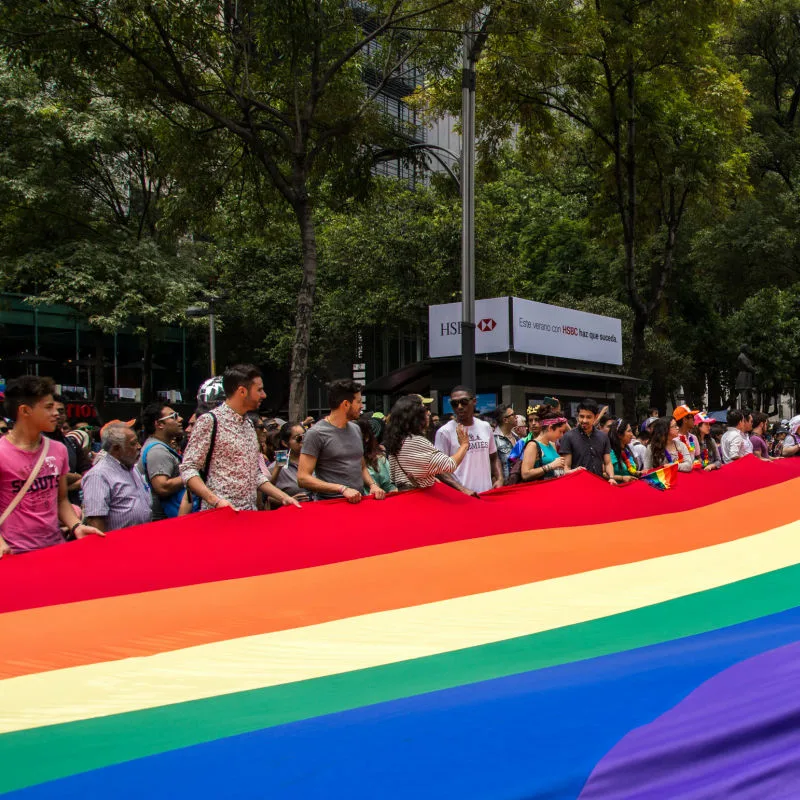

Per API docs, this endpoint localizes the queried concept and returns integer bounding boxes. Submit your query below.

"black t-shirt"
[559,427,610,476]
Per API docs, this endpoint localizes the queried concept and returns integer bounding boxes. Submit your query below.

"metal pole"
[209,309,217,376]
[182,327,187,395]
[75,323,80,385]
[33,307,40,376]
[460,19,477,392]
[113,332,118,388]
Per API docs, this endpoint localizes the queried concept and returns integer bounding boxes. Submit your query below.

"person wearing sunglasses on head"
[269,422,311,501]
[136,403,186,520]
[434,386,504,494]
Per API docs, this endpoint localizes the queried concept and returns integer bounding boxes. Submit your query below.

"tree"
[460,0,749,415]
[1,0,472,417]
[0,64,215,402]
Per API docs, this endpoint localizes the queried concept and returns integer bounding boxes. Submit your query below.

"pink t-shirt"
[0,436,69,554]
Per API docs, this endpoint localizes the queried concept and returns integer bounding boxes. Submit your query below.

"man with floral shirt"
[181,364,301,511]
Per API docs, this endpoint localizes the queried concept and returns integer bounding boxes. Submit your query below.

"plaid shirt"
[180,403,269,511]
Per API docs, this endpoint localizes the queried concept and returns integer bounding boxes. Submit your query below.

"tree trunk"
[624,312,647,420]
[93,335,105,411]
[288,198,317,420]
[707,368,723,410]
[141,332,153,404]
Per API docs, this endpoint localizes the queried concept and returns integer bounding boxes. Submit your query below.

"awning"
[364,358,643,395]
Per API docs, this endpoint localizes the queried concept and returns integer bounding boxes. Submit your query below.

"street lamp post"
[187,297,219,376]
[461,20,477,392]
[460,10,492,393]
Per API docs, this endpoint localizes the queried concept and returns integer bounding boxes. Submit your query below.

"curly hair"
[384,396,429,456]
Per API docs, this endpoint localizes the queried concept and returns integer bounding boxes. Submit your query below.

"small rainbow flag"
[1,456,799,797]
[639,461,679,490]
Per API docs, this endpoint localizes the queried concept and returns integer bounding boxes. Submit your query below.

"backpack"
[141,440,185,518]
[507,440,542,486]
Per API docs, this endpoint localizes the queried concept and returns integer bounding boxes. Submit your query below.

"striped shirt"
[82,454,152,531]
[387,435,458,490]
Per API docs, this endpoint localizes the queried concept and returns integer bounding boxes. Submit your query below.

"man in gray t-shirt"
[300,420,364,499]
[297,379,386,504]
[137,404,186,519]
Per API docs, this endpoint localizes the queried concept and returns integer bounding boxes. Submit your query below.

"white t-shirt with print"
[434,418,497,493]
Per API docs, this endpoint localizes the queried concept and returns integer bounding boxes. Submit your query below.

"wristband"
[70,522,81,536]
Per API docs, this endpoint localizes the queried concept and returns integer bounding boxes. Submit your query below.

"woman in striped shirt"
[385,396,469,490]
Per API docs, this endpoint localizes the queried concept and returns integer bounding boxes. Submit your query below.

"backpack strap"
[141,440,181,486]
[200,411,218,481]
[0,437,50,529]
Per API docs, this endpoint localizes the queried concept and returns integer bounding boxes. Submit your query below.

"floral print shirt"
[180,403,269,511]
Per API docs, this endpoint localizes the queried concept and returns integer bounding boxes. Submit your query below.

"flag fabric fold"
[2,455,800,798]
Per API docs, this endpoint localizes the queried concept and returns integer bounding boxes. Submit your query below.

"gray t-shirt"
[137,437,181,520]
[301,420,364,499]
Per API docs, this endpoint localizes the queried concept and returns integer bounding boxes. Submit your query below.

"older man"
[83,423,152,532]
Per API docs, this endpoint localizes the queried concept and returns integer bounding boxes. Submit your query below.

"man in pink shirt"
[0,377,103,557]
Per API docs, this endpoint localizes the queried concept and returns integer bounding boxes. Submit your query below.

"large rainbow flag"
[2,455,800,797]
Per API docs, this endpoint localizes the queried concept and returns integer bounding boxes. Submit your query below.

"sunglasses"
[451,398,473,408]
[158,411,180,422]
[293,434,304,443]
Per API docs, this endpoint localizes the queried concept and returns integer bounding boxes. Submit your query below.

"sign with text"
[512,298,622,365]
[428,297,510,357]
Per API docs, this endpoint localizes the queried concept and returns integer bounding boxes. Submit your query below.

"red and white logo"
[477,318,496,332]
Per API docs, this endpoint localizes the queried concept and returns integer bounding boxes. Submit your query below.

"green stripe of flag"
[2,562,800,794]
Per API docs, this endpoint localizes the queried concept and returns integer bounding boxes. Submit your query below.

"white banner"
[512,298,622,365]
[428,298,510,357]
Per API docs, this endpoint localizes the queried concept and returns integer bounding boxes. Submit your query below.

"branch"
[316,0,454,97]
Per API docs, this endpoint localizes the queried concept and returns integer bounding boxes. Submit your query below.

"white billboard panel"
[512,298,622,365]
[428,298,510,358]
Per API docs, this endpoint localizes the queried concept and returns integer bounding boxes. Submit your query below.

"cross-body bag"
[0,437,51,529]
[189,411,219,511]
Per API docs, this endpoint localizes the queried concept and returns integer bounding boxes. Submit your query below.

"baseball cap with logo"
[412,394,434,405]
[693,413,715,426]
[672,404,699,422]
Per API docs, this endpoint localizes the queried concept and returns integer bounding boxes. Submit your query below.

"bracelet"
[70,522,81,535]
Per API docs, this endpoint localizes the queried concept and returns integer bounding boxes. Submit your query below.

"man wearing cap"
[673,404,700,462]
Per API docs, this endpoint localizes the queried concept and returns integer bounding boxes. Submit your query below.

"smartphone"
[275,449,289,466]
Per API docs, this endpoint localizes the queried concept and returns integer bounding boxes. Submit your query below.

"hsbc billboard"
[428,297,510,358]
[429,297,623,365]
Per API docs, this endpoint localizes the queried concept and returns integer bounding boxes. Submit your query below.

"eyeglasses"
[158,411,179,422]
[293,434,304,443]
[451,398,473,408]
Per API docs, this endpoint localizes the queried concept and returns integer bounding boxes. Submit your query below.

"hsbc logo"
[477,318,496,332]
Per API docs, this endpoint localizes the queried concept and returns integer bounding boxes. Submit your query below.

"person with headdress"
[519,411,568,482]
[691,413,722,470]
[608,418,640,483]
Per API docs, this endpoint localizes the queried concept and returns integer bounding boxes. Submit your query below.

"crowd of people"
[0,367,796,559]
